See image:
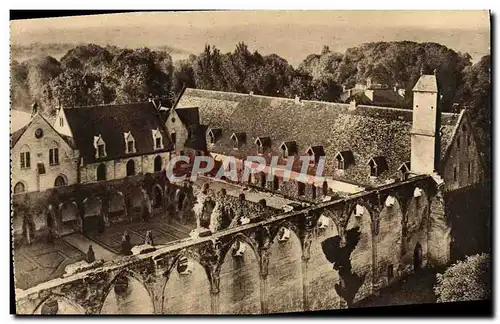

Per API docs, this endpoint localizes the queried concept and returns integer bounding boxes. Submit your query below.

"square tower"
[410,73,440,174]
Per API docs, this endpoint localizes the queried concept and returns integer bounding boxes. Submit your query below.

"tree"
[455,55,491,175]
[434,253,491,302]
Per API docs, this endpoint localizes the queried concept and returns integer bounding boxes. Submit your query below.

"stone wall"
[14,175,450,315]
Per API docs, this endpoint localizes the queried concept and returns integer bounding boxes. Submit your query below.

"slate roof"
[177,88,460,187]
[63,102,173,164]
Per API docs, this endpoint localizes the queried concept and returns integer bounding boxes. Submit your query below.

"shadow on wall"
[321,227,363,308]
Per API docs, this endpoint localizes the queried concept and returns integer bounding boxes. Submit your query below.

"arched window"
[154,155,162,172]
[97,163,106,181]
[54,175,67,187]
[14,182,25,194]
[126,159,135,177]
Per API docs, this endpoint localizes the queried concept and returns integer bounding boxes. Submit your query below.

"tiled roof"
[177,88,460,186]
[63,103,173,164]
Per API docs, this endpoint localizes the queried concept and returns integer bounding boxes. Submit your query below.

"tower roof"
[412,75,438,93]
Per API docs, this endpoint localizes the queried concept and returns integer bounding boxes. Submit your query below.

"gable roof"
[11,113,75,149]
[63,102,173,164]
[177,88,460,187]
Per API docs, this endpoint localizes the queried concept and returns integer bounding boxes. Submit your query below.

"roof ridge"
[64,101,152,109]
[185,88,460,116]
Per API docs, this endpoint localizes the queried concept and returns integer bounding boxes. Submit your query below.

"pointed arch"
[100,270,154,314]
[267,221,303,313]
[54,174,68,187]
[162,252,211,314]
[219,234,261,314]
[13,181,26,194]
[33,294,86,314]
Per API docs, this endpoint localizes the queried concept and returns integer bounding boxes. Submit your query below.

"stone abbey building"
[12,73,489,314]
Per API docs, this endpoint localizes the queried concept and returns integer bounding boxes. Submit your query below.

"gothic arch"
[33,294,86,314]
[269,219,301,246]
[152,184,163,209]
[267,220,303,313]
[162,251,211,314]
[13,180,27,194]
[219,234,261,314]
[100,270,155,314]
[218,233,259,270]
[54,174,68,187]
[317,209,341,236]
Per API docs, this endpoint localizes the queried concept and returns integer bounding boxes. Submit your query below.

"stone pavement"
[86,217,196,254]
[13,240,85,290]
[63,233,119,262]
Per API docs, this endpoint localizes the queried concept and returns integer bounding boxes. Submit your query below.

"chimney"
[410,73,440,174]
[348,99,357,111]
[249,91,254,96]
[294,96,301,104]
[31,102,38,117]
[366,77,372,89]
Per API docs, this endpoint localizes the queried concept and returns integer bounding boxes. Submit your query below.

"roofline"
[11,112,75,150]
[441,109,487,173]
[183,87,460,117]
[440,109,465,165]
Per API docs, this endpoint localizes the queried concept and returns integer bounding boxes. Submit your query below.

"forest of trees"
[10,41,491,172]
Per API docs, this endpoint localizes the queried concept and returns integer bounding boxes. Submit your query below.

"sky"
[11,10,490,32]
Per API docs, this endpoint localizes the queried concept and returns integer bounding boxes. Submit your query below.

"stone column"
[301,256,309,312]
[210,285,220,314]
[259,248,270,314]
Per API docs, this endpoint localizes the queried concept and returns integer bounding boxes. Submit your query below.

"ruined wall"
[15,175,449,315]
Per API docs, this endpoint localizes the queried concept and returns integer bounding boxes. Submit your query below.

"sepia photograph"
[9,10,492,315]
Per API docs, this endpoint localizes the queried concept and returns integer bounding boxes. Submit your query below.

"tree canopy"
[434,253,491,303]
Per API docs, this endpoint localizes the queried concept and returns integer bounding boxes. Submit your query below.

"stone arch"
[267,223,303,313]
[100,270,155,314]
[127,186,143,220]
[13,181,26,194]
[96,163,106,181]
[83,196,104,235]
[162,252,211,314]
[126,159,136,177]
[108,191,126,224]
[375,194,404,287]
[403,187,430,271]
[219,235,261,314]
[33,294,86,314]
[345,198,373,304]
[54,174,68,187]
[58,201,79,235]
[152,184,163,209]
[154,155,163,172]
[308,208,342,311]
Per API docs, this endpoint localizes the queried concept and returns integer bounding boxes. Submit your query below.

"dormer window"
[124,131,136,154]
[280,141,297,159]
[306,145,325,166]
[398,161,411,181]
[230,132,246,150]
[255,137,271,154]
[151,128,164,150]
[335,150,355,170]
[208,128,223,145]
[368,156,388,177]
[93,135,107,159]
